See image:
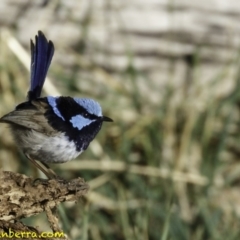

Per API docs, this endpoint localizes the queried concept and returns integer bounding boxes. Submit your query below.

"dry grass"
[1,28,240,240]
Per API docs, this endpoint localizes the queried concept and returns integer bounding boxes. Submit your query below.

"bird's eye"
[83,113,89,118]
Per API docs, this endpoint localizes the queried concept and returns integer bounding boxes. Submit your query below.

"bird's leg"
[26,154,57,179]
[41,161,59,178]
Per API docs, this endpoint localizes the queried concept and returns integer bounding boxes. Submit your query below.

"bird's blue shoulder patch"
[47,96,65,121]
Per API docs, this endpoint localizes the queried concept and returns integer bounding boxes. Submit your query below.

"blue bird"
[0,31,113,178]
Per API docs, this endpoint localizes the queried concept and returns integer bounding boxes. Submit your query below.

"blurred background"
[1,0,240,239]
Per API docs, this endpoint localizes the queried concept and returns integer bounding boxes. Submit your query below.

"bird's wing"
[0,100,56,134]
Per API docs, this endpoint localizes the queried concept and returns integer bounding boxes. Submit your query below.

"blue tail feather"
[27,31,54,100]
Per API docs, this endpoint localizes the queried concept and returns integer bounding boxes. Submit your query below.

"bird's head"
[70,98,113,131]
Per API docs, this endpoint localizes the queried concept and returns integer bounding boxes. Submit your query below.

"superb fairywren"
[0,31,113,178]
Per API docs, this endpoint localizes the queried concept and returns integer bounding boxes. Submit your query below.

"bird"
[0,31,113,179]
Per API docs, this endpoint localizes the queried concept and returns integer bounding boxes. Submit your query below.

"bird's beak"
[102,116,113,122]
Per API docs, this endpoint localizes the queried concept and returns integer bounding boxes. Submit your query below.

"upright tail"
[27,31,54,101]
